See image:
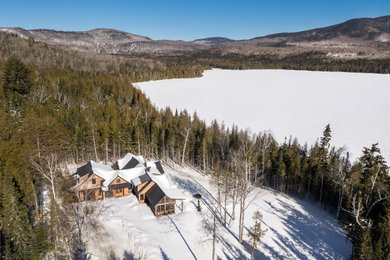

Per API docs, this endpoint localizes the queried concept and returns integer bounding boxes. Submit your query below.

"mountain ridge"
[1,15,389,57]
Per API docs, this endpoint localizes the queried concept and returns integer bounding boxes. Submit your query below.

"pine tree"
[248,210,267,260]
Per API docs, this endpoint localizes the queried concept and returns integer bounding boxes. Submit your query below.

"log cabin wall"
[135,181,155,203]
[76,173,104,191]
[108,176,132,198]
[75,173,105,201]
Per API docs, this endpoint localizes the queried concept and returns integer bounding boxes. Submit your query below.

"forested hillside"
[0,33,389,259]
[2,32,390,77]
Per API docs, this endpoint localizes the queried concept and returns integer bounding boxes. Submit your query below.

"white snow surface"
[135,69,390,162]
[88,165,351,260]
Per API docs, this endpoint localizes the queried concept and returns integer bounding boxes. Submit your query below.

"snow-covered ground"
[135,69,390,162]
[88,165,351,259]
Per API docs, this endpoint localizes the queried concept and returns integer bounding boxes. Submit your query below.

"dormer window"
[92,178,96,184]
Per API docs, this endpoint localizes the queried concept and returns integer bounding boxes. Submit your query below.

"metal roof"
[146,184,165,207]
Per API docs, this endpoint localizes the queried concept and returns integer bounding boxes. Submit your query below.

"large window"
[160,205,165,211]
[92,178,96,184]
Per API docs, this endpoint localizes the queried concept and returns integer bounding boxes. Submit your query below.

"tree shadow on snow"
[261,198,349,259]
[160,247,173,260]
[104,249,142,260]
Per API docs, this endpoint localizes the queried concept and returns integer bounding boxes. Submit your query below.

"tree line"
[2,32,390,79]
[0,53,389,259]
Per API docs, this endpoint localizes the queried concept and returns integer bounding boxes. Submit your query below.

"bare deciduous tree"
[31,152,61,202]
[180,126,191,166]
[69,199,107,259]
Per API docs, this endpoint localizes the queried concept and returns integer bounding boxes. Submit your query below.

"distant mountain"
[1,15,389,57]
[240,15,390,47]
[193,37,235,46]
[0,27,206,55]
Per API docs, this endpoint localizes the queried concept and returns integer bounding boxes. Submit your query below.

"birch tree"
[180,126,191,166]
[31,152,62,202]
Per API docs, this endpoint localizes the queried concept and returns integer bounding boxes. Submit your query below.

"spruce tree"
[248,210,267,260]
[2,57,32,99]
[0,175,34,259]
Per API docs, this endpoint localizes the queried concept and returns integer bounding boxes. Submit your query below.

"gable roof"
[75,160,115,177]
[101,167,146,189]
[146,170,186,200]
[131,173,151,187]
[117,153,145,170]
[146,184,166,207]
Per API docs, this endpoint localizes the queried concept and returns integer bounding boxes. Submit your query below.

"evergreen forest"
[0,33,389,259]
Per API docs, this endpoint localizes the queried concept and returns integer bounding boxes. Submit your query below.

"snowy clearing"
[88,165,351,260]
[135,69,390,162]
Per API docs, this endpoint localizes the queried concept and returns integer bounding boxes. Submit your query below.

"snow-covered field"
[135,69,390,162]
[88,166,351,260]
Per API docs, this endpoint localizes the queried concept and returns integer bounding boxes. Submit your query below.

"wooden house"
[132,173,154,203]
[72,160,114,201]
[146,184,177,217]
[106,175,132,198]
[72,159,144,202]
[72,154,186,217]
[132,166,186,217]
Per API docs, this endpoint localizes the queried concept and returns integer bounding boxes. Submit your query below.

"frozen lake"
[135,69,390,162]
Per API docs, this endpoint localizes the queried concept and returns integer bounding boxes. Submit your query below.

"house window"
[140,194,144,201]
[157,206,160,212]
[116,179,121,183]
[160,205,165,211]
[92,178,96,184]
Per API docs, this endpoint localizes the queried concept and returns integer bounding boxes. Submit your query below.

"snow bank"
[135,69,390,162]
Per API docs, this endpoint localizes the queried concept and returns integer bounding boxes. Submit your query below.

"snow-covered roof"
[145,161,165,174]
[146,169,186,200]
[101,167,147,189]
[117,153,145,170]
[74,158,186,200]
[119,167,146,183]
[75,160,115,177]
[131,173,151,187]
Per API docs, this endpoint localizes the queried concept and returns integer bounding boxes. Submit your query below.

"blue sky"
[0,0,389,41]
